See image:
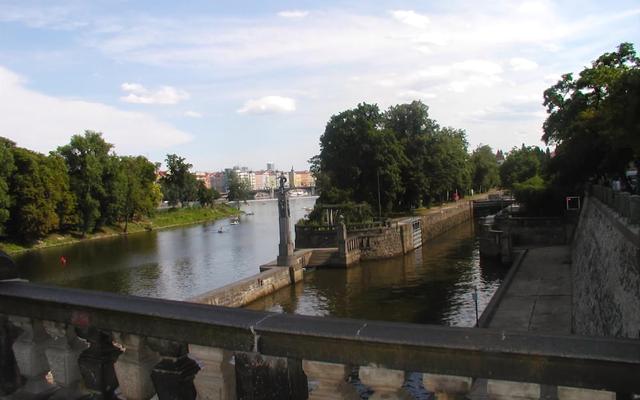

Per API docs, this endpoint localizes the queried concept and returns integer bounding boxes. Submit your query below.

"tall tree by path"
[0,138,15,235]
[57,131,115,234]
[161,154,198,206]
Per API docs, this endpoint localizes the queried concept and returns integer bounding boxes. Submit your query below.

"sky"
[0,1,638,171]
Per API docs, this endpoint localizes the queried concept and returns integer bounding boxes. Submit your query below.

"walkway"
[488,246,572,334]
[470,246,574,399]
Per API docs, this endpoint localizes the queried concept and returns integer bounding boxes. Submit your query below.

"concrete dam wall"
[572,193,640,339]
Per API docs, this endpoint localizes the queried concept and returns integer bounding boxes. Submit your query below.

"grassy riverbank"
[0,204,240,255]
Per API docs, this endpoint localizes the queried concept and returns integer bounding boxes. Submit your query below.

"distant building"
[287,168,315,188]
[210,172,226,193]
[194,172,212,188]
[266,162,275,172]
[296,171,315,187]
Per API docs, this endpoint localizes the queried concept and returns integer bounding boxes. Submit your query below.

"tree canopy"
[312,101,474,217]
[160,154,198,206]
[226,170,252,202]
[542,42,640,187]
[471,145,500,192]
[499,145,548,189]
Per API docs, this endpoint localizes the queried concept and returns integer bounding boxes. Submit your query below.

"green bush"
[513,175,565,216]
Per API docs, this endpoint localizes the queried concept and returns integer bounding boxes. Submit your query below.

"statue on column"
[277,174,295,266]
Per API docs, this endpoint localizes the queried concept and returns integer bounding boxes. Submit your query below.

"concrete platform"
[488,246,572,334]
[470,246,574,399]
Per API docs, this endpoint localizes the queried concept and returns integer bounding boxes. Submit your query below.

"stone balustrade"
[0,281,638,399]
[591,184,640,225]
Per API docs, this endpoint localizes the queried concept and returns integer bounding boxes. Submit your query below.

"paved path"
[469,246,573,399]
[488,246,572,334]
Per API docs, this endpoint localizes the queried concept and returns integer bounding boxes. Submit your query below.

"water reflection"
[246,221,508,327]
[15,198,317,300]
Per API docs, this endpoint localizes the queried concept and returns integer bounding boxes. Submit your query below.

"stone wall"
[359,226,404,260]
[572,195,640,338]
[498,217,569,246]
[421,201,473,241]
[189,250,312,307]
[294,225,337,248]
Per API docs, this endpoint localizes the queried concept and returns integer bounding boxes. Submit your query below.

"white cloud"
[237,96,296,114]
[390,10,430,29]
[184,110,202,118]
[510,57,539,71]
[0,66,191,154]
[452,60,503,75]
[397,90,437,101]
[120,82,189,105]
[277,10,309,18]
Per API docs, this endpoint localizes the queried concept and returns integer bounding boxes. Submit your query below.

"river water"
[14,197,506,327]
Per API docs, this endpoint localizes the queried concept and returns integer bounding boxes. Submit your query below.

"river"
[14,197,507,327]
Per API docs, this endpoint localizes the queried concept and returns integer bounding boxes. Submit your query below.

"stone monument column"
[277,174,295,266]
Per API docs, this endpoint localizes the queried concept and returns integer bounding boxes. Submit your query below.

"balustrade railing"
[1,281,638,399]
[591,184,640,225]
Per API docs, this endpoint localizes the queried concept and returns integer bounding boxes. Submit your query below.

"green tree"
[120,156,158,232]
[7,148,61,240]
[471,145,500,193]
[542,42,640,187]
[424,127,472,202]
[196,181,219,207]
[226,171,252,202]
[384,100,438,209]
[43,154,77,230]
[316,103,407,214]
[499,145,547,189]
[57,131,114,234]
[160,154,198,206]
[0,138,15,235]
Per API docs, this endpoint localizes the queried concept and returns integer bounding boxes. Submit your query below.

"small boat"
[245,211,255,216]
[217,227,224,233]
[230,218,240,225]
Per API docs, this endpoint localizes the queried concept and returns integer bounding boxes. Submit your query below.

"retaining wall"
[189,249,312,307]
[421,201,473,241]
[572,194,640,338]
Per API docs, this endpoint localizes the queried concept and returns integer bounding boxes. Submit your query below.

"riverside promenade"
[471,246,618,400]
[486,246,572,335]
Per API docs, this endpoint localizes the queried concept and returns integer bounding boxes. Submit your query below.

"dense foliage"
[312,101,489,216]
[499,145,548,190]
[471,145,501,192]
[160,154,198,207]
[225,170,253,202]
[0,131,206,242]
[542,42,639,190]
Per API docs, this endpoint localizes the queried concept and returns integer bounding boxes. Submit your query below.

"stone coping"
[1,281,639,393]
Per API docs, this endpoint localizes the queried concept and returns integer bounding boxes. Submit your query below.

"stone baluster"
[189,345,235,400]
[557,386,615,400]
[0,315,21,395]
[113,333,160,400]
[43,321,88,399]
[234,352,307,399]
[629,195,640,225]
[147,338,200,400]
[8,316,58,398]
[486,379,540,399]
[423,373,471,399]
[618,192,631,218]
[358,365,407,399]
[303,360,359,400]
[77,327,122,399]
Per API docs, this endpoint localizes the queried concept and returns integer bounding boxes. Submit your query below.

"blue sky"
[0,1,638,171]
